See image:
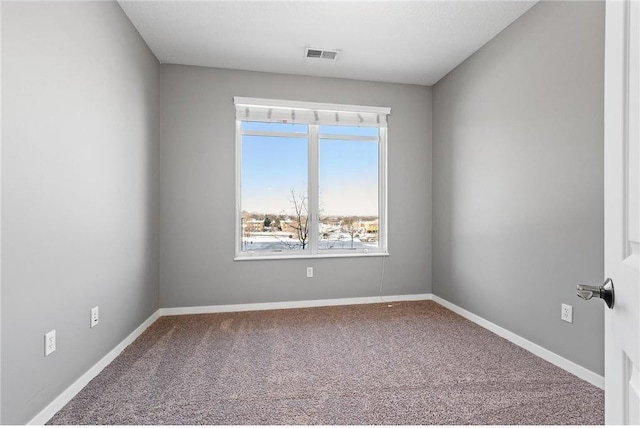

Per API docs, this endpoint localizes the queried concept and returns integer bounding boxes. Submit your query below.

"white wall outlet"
[561,303,573,323]
[91,306,99,328]
[306,267,313,278]
[44,330,56,356]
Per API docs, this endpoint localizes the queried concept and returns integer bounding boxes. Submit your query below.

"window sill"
[234,252,389,261]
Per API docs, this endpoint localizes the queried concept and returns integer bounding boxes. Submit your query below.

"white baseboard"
[159,293,433,316]
[430,295,604,390]
[28,310,161,425]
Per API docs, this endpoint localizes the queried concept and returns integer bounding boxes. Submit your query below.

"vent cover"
[305,47,339,61]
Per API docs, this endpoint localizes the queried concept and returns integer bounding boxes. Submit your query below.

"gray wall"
[159,66,432,308]
[432,1,605,375]
[2,2,160,423]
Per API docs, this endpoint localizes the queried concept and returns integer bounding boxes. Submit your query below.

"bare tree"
[288,188,309,249]
[341,216,359,249]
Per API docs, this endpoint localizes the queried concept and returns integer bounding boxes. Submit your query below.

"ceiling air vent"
[305,47,340,61]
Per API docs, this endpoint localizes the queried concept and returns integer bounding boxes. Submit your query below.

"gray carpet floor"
[47,300,604,425]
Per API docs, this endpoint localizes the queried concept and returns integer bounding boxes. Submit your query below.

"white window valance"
[233,97,390,128]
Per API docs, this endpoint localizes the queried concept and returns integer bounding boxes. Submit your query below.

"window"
[235,97,390,259]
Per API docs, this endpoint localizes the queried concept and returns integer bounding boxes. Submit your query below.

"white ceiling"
[118,1,538,86]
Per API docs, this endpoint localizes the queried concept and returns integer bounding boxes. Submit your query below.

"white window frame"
[234,97,389,260]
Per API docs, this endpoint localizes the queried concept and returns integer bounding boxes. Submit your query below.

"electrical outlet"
[561,303,573,323]
[91,306,99,328]
[45,330,56,356]
[306,267,313,278]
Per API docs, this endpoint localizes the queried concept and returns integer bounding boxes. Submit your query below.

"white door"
[604,0,640,424]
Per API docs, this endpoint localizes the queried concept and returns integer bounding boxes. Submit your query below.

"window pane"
[319,125,379,138]
[241,135,309,252]
[318,139,379,251]
[242,121,307,133]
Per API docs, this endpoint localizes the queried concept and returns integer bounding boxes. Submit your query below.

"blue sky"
[241,124,379,217]
[241,135,308,215]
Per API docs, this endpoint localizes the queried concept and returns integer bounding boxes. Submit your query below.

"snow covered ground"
[241,232,378,251]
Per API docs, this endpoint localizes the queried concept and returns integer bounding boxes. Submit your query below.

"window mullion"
[379,127,388,253]
[308,125,319,254]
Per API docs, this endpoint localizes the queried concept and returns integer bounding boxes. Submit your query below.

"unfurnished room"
[1,0,639,425]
